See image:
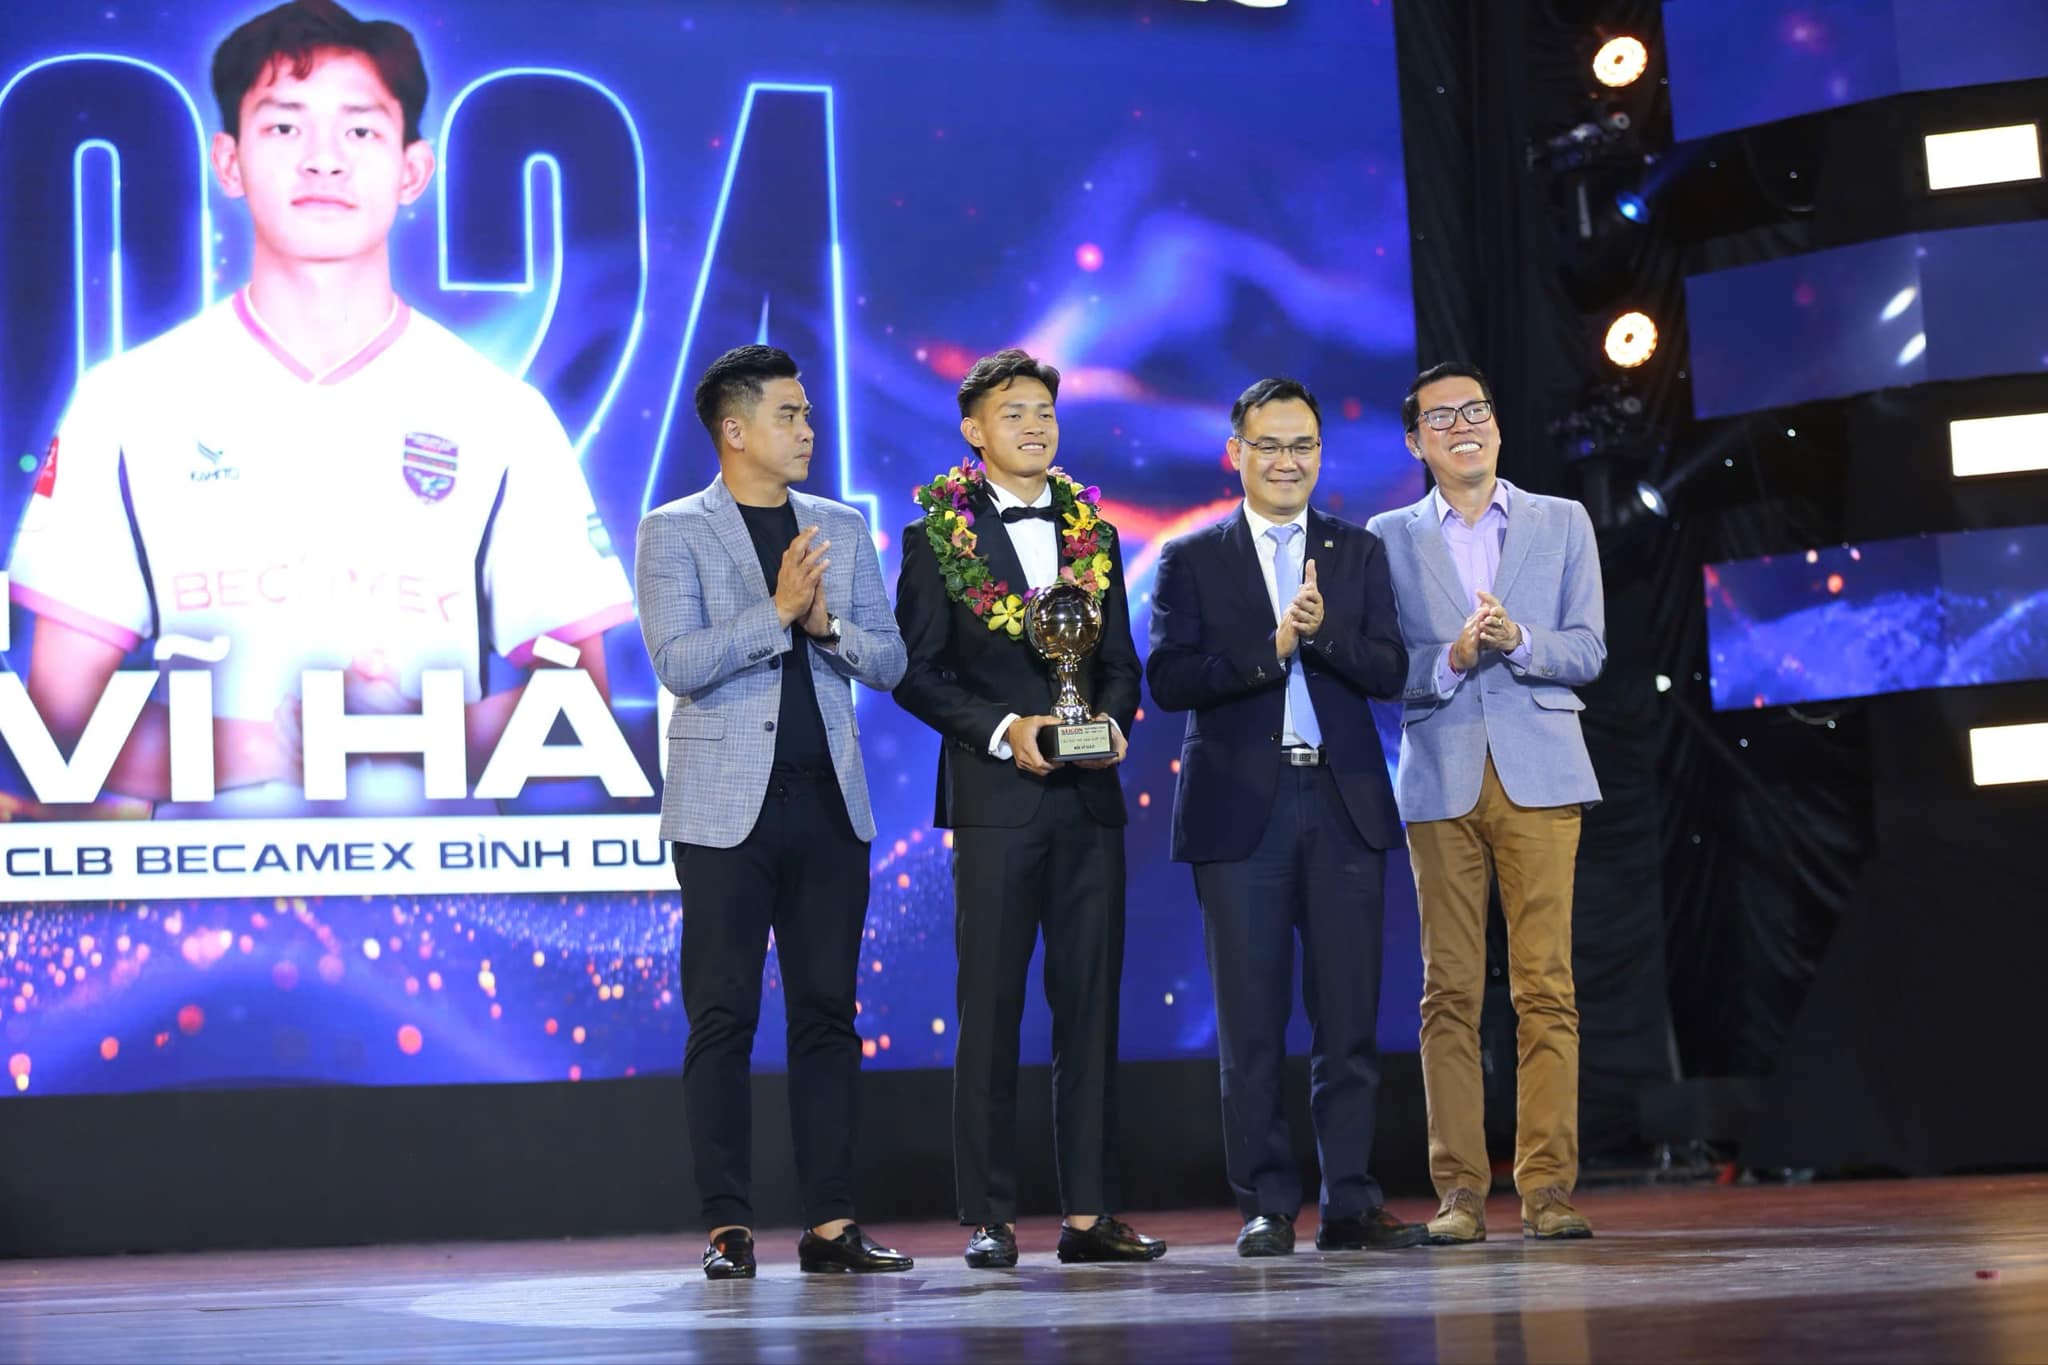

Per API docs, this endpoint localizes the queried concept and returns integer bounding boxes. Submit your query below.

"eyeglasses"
[1232,436,1322,460]
[1413,400,1493,431]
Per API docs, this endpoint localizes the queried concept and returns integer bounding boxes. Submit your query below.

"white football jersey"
[8,290,635,816]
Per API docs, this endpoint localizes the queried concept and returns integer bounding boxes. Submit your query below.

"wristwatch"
[822,613,843,643]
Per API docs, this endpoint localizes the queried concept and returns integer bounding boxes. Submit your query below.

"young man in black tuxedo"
[894,348,1165,1268]
[1146,377,1426,1258]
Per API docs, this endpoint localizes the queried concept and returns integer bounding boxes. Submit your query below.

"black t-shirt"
[735,499,833,771]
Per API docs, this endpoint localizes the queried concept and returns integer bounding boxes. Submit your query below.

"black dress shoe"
[964,1223,1018,1269]
[702,1229,757,1280]
[1316,1206,1428,1251]
[1235,1214,1296,1258]
[1056,1216,1168,1264]
[797,1223,914,1274]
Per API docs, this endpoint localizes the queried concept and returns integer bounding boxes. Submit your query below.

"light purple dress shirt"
[1433,482,1534,697]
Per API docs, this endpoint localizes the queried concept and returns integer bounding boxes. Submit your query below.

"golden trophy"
[1024,585,1114,762]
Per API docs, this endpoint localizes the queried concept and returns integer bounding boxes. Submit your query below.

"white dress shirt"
[1240,502,1312,747]
[987,479,1060,592]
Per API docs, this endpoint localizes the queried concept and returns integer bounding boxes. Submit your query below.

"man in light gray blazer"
[635,345,909,1281]
[1366,361,1605,1246]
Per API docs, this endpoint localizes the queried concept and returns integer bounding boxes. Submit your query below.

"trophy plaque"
[1024,585,1115,763]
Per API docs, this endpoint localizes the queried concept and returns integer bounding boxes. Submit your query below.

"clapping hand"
[774,527,830,629]
[1475,590,1520,652]
[1287,560,1324,639]
[1275,560,1324,660]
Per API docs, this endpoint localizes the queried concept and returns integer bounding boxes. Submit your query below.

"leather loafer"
[1235,1214,1296,1257]
[1316,1206,1428,1251]
[702,1229,757,1280]
[797,1223,914,1273]
[964,1223,1019,1269]
[1056,1215,1167,1264]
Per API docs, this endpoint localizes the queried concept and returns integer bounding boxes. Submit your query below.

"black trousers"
[674,766,869,1230]
[951,784,1126,1225]
[1192,763,1389,1221]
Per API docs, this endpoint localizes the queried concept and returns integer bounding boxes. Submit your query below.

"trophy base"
[1040,720,1115,763]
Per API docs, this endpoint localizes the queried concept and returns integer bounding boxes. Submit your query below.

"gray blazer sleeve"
[817,509,907,691]
[634,508,788,697]
[1524,501,1606,687]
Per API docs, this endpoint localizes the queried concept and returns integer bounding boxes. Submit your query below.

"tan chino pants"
[1406,754,1582,1199]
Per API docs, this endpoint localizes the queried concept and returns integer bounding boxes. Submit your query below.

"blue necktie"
[1266,524,1323,747]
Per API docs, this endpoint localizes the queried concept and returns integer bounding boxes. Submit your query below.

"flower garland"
[912,458,1115,637]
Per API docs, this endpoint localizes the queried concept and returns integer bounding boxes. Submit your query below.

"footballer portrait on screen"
[5,0,634,821]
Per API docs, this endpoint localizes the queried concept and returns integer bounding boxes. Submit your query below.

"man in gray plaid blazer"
[635,345,909,1281]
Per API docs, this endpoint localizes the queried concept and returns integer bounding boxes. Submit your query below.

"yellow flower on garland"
[915,459,1112,640]
[988,593,1026,637]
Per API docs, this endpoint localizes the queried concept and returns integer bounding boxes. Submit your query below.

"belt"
[1282,746,1327,768]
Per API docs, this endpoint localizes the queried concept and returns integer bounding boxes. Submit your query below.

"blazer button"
[763,721,776,732]
[769,658,781,671]
[1270,732,1281,742]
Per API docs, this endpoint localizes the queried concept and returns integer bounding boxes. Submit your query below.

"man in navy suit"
[1147,377,1425,1257]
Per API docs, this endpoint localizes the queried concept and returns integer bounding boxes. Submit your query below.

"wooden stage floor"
[4,1175,2047,1363]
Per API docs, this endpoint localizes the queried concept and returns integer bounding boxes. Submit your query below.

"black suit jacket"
[894,485,1141,829]
[1146,506,1407,861]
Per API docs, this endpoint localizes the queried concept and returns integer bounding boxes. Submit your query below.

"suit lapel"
[1491,479,1538,600]
[972,486,1032,599]
[1223,507,1278,625]
[704,475,771,600]
[1304,508,1341,576]
[1407,497,1472,617]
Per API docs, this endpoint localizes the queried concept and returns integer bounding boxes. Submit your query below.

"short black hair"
[1403,361,1493,432]
[694,345,801,444]
[957,348,1060,438]
[1230,377,1321,435]
[213,0,429,144]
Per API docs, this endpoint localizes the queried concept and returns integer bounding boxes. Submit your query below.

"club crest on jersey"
[402,432,458,503]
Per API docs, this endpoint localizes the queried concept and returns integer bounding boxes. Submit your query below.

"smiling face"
[962,376,1059,485]
[1406,374,1500,492]
[1230,396,1322,522]
[210,48,434,272]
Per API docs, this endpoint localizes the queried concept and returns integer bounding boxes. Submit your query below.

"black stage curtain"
[1398,0,2048,1177]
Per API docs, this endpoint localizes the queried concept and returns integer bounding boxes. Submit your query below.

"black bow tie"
[999,504,1057,524]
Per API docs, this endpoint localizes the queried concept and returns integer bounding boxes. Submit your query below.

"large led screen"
[0,1,1423,1095]
[1686,221,2048,419]
[1665,0,2048,143]
[1705,524,2048,710]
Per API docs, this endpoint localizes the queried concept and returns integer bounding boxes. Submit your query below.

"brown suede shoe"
[1522,1187,1594,1240]
[1426,1188,1487,1245]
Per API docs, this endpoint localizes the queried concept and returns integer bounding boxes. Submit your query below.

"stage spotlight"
[1636,480,1669,517]
[1970,722,2048,786]
[1594,35,1649,88]
[1615,189,1649,223]
[1604,311,1659,367]
[1951,411,2048,478]
[1924,123,2041,192]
